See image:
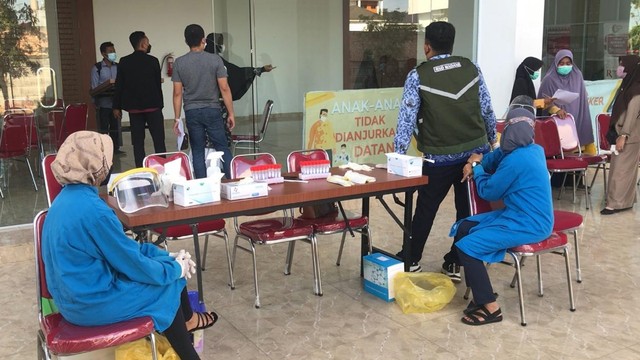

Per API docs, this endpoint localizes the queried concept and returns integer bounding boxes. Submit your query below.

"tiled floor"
[1,116,640,359]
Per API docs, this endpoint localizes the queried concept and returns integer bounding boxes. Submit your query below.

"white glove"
[176,256,190,279]
[173,250,196,279]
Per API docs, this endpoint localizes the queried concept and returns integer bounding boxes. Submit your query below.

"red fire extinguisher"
[166,55,174,77]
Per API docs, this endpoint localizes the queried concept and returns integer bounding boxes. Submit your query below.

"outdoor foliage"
[0,0,40,104]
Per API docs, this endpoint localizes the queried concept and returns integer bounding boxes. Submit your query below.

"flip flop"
[189,311,219,332]
[461,305,503,326]
[464,293,499,315]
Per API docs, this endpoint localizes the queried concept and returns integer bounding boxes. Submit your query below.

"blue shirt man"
[91,41,124,154]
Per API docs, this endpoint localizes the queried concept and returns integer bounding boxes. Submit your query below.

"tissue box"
[173,178,220,207]
[188,291,205,355]
[363,253,404,301]
[221,181,268,200]
[386,153,422,177]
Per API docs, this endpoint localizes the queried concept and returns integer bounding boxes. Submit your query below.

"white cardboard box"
[173,178,221,207]
[363,253,404,301]
[221,181,269,200]
[385,153,422,177]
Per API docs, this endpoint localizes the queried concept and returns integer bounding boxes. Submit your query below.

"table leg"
[402,190,414,272]
[360,197,370,277]
[190,224,204,304]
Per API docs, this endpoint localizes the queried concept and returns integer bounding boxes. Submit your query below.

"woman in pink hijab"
[538,49,596,154]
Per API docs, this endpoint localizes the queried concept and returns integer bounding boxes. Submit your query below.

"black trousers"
[129,109,166,167]
[401,161,470,264]
[454,220,497,305]
[98,107,121,150]
[164,287,200,360]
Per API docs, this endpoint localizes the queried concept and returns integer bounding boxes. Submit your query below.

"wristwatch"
[471,161,479,167]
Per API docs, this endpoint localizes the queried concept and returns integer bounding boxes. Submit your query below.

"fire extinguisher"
[163,54,174,77]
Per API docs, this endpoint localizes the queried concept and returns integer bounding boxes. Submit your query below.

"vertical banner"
[303,89,419,166]
[585,79,620,141]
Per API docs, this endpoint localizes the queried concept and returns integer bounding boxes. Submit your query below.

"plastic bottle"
[206,151,225,179]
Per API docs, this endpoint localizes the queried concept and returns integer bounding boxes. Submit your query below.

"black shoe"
[600,207,632,215]
[114,149,126,156]
[441,262,462,283]
[409,262,422,272]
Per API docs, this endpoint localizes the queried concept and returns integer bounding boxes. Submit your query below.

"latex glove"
[175,256,190,279]
[169,249,186,259]
[327,175,353,187]
[339,162,373,171]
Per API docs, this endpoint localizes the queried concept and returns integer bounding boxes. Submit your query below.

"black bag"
[180,133,189,150]
[605,128,617,148]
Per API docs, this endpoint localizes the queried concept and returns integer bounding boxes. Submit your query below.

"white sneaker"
[409,262,422,272]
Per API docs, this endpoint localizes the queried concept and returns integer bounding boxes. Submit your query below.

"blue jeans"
[185,107,231,179]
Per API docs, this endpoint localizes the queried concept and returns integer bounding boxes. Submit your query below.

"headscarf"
[51,131,113,186]
[538,49,594,145]
[204,32,257,101]
[501,108,535,154]
[610,55,640,125]
[510,57,543,102]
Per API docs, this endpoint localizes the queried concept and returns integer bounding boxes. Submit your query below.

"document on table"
[552,89,579,106]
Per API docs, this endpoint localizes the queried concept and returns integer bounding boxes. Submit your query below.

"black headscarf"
[501,108,535,154]
[610,55,640,126]
[510,57,543,102]
[204,32,258,101]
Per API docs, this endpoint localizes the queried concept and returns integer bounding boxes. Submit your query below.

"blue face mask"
[530,70,540,80]
[557,65,572,76]
[107,52,117,62]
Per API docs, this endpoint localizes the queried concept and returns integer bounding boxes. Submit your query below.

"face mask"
[616,65,627,79]
[219,44,225,54]
[557,65,572,76]
[107,52,117,62]
[530,70,540,80]
[146,44,152,54]
[320,115,327,121]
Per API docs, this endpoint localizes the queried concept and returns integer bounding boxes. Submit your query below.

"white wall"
[93,1,214,121]
[476,0,545,118]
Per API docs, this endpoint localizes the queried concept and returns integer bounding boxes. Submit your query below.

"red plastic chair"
[465,179,576,326]
[231,100,273,155]
[57,103,88,148]
[42,154,62,206]
[230,152,320,308]
[287,149,372,265]
[534,118,590,208]
[34,210,158,360]
[143,152,235,289]
[553,210,584,283]
[0,113,38,191]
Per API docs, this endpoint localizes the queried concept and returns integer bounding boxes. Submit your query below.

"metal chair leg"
[573,229,582,283]
[508,252,527,326]
[310,235,323,296]
[336,231,348,266]
[249,241,260,308]
[563,247,576,312]
[149,332,158,360]
[284,241,296,275]
[26,156,38,191]
[536,255,544,297]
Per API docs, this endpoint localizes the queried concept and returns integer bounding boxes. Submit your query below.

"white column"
[476,0,545,118]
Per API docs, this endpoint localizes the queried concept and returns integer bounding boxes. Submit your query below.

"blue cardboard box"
[363,253,404,301]
[188,291,206,355]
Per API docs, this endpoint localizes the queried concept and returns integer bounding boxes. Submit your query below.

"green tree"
[0,0,40,107]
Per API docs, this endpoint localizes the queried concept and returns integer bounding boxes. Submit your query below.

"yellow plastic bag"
[115,333,179,360]
[394,272,456,314]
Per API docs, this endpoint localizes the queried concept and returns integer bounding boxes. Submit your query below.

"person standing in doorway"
[393,21,498,278]
[91,41,124,155]
[113,31,166,167]
[172,24,235,178]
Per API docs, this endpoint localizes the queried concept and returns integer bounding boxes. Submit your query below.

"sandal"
[461,305,502,326]
[189,311,219,332]
[464,293,499,315]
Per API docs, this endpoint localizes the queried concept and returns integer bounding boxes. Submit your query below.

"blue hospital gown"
[42,184,185,331]
[450,145,554,263]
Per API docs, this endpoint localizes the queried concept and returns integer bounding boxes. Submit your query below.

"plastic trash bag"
[115,333,178,360]
[394,272,456,314]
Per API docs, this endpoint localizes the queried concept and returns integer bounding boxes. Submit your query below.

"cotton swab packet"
[344,170,376,184]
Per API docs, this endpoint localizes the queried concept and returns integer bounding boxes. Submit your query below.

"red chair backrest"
[596,113,612,150]
[0,114,31,156]
[33,210,51,303]
[534,119,563,158]
[496,121,506,134]
[286,149,329,172]
[59,103,88,146]
[467,179,504,216]
[143,152,193,180]
[43,154,62,206]
[230,153,276,179]
[48,110,65,146]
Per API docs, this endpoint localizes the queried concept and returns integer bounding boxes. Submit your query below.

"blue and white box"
[363,253,404,301]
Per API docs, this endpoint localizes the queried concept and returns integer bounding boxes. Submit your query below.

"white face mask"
[320,115,327,121]
[219,44,225,54]
[107,52,117,62]
[616,65,627,79]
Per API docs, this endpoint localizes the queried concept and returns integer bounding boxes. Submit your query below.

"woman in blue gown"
[452,108,554,326]
[42,131,217,359]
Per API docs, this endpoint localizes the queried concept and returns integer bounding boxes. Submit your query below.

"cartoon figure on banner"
[335,143,351,165]
[307,108,336,158]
